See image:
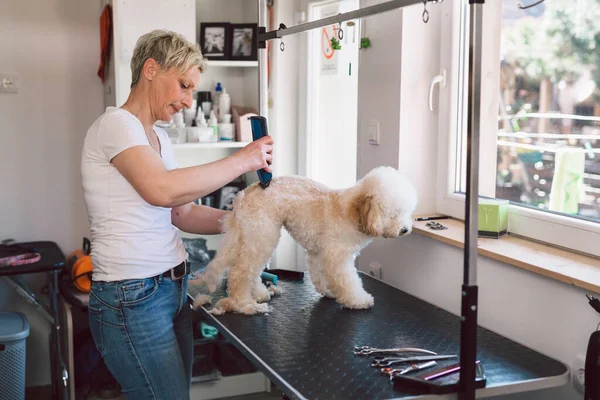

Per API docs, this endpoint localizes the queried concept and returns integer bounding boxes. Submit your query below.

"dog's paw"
[212,298,272,315]
[214,297,234,311]
[340,292,374,309]
[267,284,282,296]
[253,285,272,303]
[192,294,211,310]
[239,302,271,315]
[318,290,335,299]
[209,307,226,315]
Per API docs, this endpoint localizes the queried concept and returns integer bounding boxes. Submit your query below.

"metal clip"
[278,23,286,51]
[422,1,429,23]
[426,221,448,230]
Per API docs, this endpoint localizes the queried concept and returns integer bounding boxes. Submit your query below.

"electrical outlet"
[0,73,19,94]
[367,262,382,279]
[573,354,585,394]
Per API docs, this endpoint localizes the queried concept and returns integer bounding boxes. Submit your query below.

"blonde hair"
[130,29,206,88]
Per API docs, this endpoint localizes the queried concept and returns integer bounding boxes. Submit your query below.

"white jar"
[198,126,215,143]
[218,123,235,141]
[186,127,201,142]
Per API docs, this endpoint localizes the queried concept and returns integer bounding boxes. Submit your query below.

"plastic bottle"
[209,110,219,142]
[219,88,231,121]
[213,82,223,116]
[173,111,187,143]
[195,112,206,128]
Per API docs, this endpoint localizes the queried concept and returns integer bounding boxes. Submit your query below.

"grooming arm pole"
[257,0,442,47]
[258,0,269,119]
[460,1,484,399]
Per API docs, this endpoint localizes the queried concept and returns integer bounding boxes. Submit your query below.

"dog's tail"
[196,191,245,292]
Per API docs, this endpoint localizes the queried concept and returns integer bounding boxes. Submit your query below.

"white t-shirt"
[81,106,187,281]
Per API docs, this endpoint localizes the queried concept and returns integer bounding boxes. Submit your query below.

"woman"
[81,29,273,399]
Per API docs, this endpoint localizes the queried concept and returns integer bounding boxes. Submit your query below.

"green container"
[478,199,509,238]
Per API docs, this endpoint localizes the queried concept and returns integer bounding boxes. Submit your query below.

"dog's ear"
[354,194,384,236]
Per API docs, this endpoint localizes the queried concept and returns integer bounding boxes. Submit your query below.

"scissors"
[371,354,458,368]
[353,346,437,356]
[381,360,438,380]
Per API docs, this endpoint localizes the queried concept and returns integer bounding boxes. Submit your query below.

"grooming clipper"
[249,116,273,189]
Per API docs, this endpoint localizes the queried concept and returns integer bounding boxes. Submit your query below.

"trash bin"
[0,312,30,400]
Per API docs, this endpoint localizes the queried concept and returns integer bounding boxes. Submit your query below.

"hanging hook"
[278,23,287,52]
[338,22,344,40]
[422,1,429,23]
[517,0,545,10]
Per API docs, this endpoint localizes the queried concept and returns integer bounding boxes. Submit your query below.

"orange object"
[66,240,93,293]
[97,4,113,83]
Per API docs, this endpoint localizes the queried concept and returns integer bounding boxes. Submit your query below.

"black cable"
[71,271,93,285]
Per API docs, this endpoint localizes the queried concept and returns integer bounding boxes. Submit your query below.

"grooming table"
[0,241,68,400]
[189,272,568,399]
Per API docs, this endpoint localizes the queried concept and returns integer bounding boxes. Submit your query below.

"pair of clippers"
[249,116,272,189]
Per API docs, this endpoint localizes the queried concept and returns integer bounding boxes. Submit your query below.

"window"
[437,0,600,257]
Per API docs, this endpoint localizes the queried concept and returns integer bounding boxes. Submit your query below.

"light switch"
[368,120,380,145]
[0,73,19,94]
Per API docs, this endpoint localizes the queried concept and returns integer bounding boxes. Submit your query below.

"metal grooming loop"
[256,0,485,398]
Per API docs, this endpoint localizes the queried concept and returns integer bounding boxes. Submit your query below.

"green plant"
[360,37,371,49]
[330,37,342,50]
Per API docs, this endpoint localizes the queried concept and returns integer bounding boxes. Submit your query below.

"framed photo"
[199,22,231,60]
[229,24,258,61]
[218,181,246,211]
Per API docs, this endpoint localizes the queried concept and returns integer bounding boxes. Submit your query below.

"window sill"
[413,216,600,294]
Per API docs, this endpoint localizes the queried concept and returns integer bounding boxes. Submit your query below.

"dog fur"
[190,166,417,315]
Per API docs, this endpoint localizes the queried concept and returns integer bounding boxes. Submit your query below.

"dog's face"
[353,167,417,238]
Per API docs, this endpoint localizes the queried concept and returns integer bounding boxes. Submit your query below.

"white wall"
[111,0,196,107]
[356,3,592,399]
[0,0,104,386]
[357,0,403,175]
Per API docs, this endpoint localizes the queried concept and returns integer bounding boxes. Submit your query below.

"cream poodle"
[190,166,417,315]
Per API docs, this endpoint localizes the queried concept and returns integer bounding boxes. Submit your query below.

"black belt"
[160,260,190,281]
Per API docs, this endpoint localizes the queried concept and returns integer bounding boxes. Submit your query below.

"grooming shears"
[371,354,458,368]
[353,346,437,356]
[380,360,438,381]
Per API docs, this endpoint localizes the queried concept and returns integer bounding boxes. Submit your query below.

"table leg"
[49,271,68,399]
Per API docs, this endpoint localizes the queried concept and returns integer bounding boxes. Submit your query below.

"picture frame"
[217,181,246,211]
[199,22,231,60]
[229,23,258,61]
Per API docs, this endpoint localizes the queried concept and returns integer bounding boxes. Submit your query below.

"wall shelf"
[173,142,250,149]
[205,60,258,68]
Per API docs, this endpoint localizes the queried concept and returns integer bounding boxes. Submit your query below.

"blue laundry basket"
[0,312,30,400]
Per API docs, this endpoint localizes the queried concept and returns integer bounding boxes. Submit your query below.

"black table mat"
[190,273,568,399]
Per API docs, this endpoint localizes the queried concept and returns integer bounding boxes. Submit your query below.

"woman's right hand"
[236,136,274,173]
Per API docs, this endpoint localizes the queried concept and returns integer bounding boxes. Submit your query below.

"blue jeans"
[88,274,192,400]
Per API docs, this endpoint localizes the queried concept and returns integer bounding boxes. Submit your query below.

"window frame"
[435,0,600,258]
